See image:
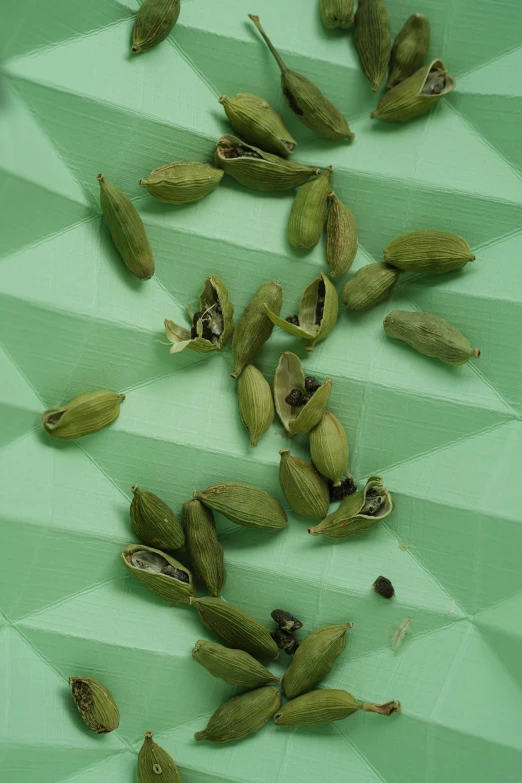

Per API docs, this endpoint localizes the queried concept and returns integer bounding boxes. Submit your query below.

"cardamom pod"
[192,640,280,687]
[282,622,353,698]
[288,167,332,249]
[182,499,225,597]
[249,15,354,141]
[309,476,394,538]
[231,280,282,378]
[383,230,475,274]
[130,486,185,550]
[325,191,358,277]
[214,135,318,190]
[388,14,430,88]
[69,677,119,734]
[279,450,330,520]
[138,732,183,783]
[383,310,480,365]
[273,352,332,436]
[140,162,223,204]
[354,0,391,91]
[194,483,287,531]
[219,93,296,157]
[165,274,234,354]
[195,686,281,743]
[341,263,400,310]
[274,688,400,726]
[42,391,124,440]
[266,273,339,352]
[122,543,196,603]
[132,0,180,53]
[237,364,274,447]
[309,411,349,487]
[371,59,456,122]
[98,174,154,280]
[320,0,355,29]
[190,596,279,659]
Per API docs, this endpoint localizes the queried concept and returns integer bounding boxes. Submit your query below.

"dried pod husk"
[183,499,225,597]
[231,280,282,378]
[309,411,349,486]
[122,543,196,604]
[219,93,296,157]
[341,263,400,310]
[237,364,274,447]
[69,677,120,734]
[138,732,183,783]
[371,59,456,122]
[288,167,332,249]
[354,0,391,92]
[279,450,330,520]
[282,623,353,698]
[320,0,355,29]
[383,230,475,274]
[192,640,280,687]
[132,0,180,53]
[384,310,480,365]
[249,16,354,141]
[165,274,234,354]
[388,14,431,88]
[130,486,185,550]
[140,162,223,204]
[266,273,339,352]
[190,596,279,659]
[195,686,281,743]
[194,482,287,531]
[309,476,394,538]
[42,391,124,440]
[273,352,332,436]
[274,688,400,726]
[214,135,318,191]
[97,174,154,280]
[326,191,358,277]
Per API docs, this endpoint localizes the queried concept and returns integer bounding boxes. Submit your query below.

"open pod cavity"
[273,352,332,435]
[165,274,234,354]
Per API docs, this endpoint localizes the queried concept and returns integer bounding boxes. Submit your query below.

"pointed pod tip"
[473,348,481,359]
[248,14,260,22]
[370,112,378,119]
[97,173,104,182]
[131,485,138,494]
[144,731,153,739]
[218,95,226,104]
[194,731,205,741]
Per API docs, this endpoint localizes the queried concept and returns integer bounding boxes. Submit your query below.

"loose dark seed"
[271,609,303,632]
[286,314,300,325]
[304,376,321,394]
[373,575,395,599]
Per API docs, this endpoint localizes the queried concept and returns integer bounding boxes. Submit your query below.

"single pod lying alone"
[282,622,353,698]
[309,475,394,538]
[69,677,120,734]
[274,688,400,726]
[132,0,180,53]
[266,273,339,352]
[288,167,332,249]
[138,732,183,783]
[341,263,401,310]
[219,93,296,157]
[354,0,391,91]
[140,162,223,204]
[122,544,195,604]
[237,364,274,447]
[372,59,455,122]
[273,352,332,436]
[231,280,282,378]
[182,499,225,597]
[279,450,330,521]
[130,485,185,550]
[194,482,287,531]
[388,13,431,88]
[384,310,480,365]
[195,686,281,743]
[320,0,355,29]
[214,135,318,191]
[326,191,358,277]
[165,274,234,354]
[383,230,475,274]
[42,391,124,440]
[309,411,349,488]
[192,639,281,688]
[249,15,354,141]
[190,596,279,659]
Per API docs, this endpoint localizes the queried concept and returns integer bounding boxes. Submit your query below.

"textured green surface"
[1,0,522,781]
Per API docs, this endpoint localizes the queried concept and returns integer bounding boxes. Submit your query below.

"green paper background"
[1,0,522,781]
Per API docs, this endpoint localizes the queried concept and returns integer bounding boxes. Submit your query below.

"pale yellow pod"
[237,364,274,447]
[309,411,349,486]
[341,263,400,310]
[288,167,332,249]
[279,450,330,520]
[326,191,358,277]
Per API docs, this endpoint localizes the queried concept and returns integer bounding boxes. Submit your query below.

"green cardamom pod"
[132,0,180,53]
[354,0,391,91]
[288,167,332,249]
[325,191,358,277]
[237,364,274,447]
[194,482,287,531]
[69,677,120,734]
[320,0,355,29]
[249,15,354,141]
[231,280,282,378]
[371,59,456,122]
[140,162,223,204]
[282,622,353,698]
[122,543,196,603]
[42,391,124,440]
[98,174,154,280]
[138,732,183,782]
[383,310,480,365]
[219,93,296,157]
[309,476,394,538]
[130,486,185,550]
[195,686,281,743]
[165,274,234,354]
[341,263,400,310]
[388,14,430,88]
[274,688,400,726]
[192,640,280,687]
[273,352,332,436]
[190,596,279,659]
[383,230,475,274]
[279,450,330,520]
[309,411,349,487]
[182,499,225,597]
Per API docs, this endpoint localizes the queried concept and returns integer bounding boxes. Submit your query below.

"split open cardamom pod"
[372,59,455,122]
[309,475,394,538]
[273,352,332,436]
[165,274,234,354]
[69,677,120,734]
[122,543,196,603]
